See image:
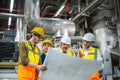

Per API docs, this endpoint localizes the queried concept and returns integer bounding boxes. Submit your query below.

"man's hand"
[98,68,103,74]
[28,62,47,71]
[37,65,47,71]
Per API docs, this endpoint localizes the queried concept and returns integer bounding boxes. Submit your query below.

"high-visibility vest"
[66,49,76,56]
[78,47,101,80]
[57,49,76,56]
[89,72,100,80]
[18,41,40,80]
[78,47,99,60]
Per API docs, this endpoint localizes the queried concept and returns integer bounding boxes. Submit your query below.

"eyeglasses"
[33,32,43,40]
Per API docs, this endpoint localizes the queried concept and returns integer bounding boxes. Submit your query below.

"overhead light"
[54,5,65,17]
[54,0,68,17]
[8,17,12,25]
[8,17,12,29]
[10,0,14,12]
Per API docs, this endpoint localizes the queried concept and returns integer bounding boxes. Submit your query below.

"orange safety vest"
[18,41,40,80]
[89,72,100,80]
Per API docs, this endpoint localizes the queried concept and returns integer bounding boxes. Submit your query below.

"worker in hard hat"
[78,33,101,60]
[58,36,76,56]
[41,38,53,64]
[78,33,102,80]
[18,27,47,80]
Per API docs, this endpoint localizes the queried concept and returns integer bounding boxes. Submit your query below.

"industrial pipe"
[72,0,106,21]
[0,13,24,18]
[24,0,76,36]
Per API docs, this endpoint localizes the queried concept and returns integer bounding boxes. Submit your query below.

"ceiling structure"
[39,0,90,20]
[41,0,79,18]
[0,0,109,34]
[39,0,109,21]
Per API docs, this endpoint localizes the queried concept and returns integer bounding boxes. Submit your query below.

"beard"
[62,47,68,53]
[82,44,90,49]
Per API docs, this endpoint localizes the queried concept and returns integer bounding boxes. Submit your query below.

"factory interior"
[0,0,120,80]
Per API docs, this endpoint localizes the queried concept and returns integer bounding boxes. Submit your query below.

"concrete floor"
[0,68,17,80]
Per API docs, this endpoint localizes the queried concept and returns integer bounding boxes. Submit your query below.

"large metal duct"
[28,18,75,36]
[93,10,117,52]
[24,0,75,36]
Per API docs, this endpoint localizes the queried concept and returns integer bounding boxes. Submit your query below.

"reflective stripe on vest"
[79,47,99,60]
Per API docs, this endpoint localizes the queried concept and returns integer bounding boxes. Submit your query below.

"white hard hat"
[83,33,94,41]
[61,36,71,44]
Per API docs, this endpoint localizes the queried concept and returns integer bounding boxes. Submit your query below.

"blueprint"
[40,48,102,80]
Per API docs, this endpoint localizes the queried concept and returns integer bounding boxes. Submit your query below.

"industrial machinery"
[0,30,18,62]
[0,0,120,80]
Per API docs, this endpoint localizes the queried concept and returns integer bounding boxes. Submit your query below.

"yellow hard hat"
[42,39,53,47]
[31,27,44,38]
